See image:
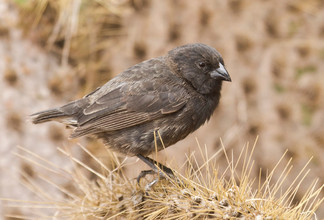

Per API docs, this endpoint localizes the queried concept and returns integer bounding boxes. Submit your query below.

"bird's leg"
[137,154,174,186]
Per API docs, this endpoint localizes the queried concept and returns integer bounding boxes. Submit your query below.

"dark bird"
[31,43,231,181]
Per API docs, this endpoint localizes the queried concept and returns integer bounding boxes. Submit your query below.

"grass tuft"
[2,139,323,219]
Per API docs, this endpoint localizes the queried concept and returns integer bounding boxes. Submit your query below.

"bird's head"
[168,43,231,95]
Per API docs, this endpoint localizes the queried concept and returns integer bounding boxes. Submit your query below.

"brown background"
[1,0,323,218]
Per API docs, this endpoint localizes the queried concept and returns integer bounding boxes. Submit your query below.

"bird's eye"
[198,62,206,69]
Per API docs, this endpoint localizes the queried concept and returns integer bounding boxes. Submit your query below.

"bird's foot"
[137,167,173,181]
[136,155,177,190]
[136,169,156,183]
[137,168,175,190]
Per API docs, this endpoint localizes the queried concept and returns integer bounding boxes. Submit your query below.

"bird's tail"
[31,99,88,125]
[31,108,69,124]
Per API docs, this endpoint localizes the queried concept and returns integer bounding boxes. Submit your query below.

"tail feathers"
[31,108,71,124]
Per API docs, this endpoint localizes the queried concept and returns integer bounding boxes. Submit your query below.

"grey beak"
[210,63,231,82]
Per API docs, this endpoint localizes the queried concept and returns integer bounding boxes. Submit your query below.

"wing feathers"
[69,62,189,138]
[71,111,161,138]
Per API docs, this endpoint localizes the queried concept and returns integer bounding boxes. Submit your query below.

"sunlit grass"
[2,138,323,219]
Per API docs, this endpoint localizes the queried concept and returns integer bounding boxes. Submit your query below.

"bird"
[31,43,231,182]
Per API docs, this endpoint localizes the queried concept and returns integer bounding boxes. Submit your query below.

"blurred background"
[0,0,323,218]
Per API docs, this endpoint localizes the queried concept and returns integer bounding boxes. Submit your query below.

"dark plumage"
[32,43,231,163]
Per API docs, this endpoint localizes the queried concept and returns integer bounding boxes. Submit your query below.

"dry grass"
[3,0,323,218]
[2,139,323,219]
[16,0,129,94]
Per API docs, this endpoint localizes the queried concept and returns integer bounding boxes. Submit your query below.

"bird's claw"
[145,178,159,191]
[137,169,156,183]
[137,168,176,192]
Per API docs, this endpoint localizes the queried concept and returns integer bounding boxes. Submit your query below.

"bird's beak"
[210,63,231,82]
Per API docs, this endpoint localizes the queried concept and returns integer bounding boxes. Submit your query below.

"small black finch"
[32,43,231,177]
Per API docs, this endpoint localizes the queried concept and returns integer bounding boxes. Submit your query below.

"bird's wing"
[70,81,187,138]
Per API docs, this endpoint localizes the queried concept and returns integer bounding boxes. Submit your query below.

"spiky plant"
[3,139,323,219]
